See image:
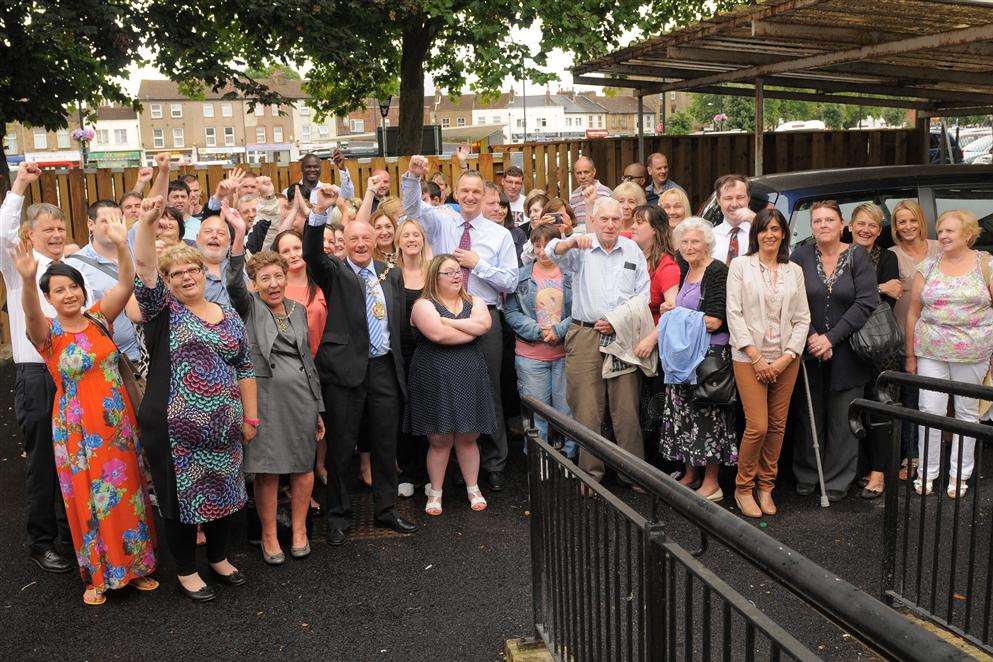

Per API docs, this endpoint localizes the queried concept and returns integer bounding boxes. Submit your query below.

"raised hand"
[408,155,428,178]
[154,152,171,170]
[9,237,38,281]
[217,168,246,198]
[139,196,165,225]
[331,148,346,169]
[222,201,247,236]
[456,143,472,162]
[135,167,154,186]
[366,174,383,196]
[256,175,274,198]
[313,183,339,214]
[582,184,598,208]
[12,162,42,195]
[105,212,129,246]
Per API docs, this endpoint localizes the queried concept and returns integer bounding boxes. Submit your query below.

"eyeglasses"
[168,266,203,280]
[438,270,463,279]
[622,174,644,182]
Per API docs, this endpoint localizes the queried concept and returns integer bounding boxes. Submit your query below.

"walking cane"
[800,359,831,508]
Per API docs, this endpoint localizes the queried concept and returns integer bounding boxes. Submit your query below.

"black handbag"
[692,346,737,407]
[849,302,904,369]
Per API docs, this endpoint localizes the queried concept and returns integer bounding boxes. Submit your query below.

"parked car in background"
[699,164,993,252]
[930,128,964,164]
[962,135,993,164]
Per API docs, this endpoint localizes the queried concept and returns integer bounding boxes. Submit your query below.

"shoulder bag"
[691,264,737,407]
[84,312,145,407]
[849,248,905,370]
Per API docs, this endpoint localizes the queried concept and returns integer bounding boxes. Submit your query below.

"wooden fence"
[0,128,924,346]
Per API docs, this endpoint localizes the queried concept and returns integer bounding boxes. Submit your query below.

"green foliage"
[880,107,908,128]
[245,64,302,81]
[665,111,694,135]
[819,105,845,130]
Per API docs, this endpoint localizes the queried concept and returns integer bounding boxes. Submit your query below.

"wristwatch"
[784,350,798,360]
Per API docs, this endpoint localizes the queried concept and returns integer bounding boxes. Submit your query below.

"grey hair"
[672,216,716,253]
[25,203,64,228]
[590,196,620,219]
[237,194,259,206]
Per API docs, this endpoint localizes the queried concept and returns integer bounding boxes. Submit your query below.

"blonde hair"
[378,197,403,222]
[659,187,691,215]
[394,218,432,274]
[937,210,980,247]
[851,202,885,228]
[890,200,928,244]
[422,254,472,307]
[158,244,205,277]
[612,181,647,206]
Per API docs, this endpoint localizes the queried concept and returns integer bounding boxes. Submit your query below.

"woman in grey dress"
[226,206,324,565]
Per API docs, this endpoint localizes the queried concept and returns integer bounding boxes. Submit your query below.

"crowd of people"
[4,142,991,606]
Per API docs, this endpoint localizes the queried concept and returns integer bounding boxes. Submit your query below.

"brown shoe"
[756,490,777,516]
[734,490,762,518]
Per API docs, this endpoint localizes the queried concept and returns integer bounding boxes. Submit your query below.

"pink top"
[284,280,327,357]
[516,268,567,361]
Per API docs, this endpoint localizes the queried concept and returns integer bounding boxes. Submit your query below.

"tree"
[245,64,302,81]
[820,104,845,130]
[0,0,141,192]
[147,0,744,155]
[881,107,908,128]
[665,111,694,135]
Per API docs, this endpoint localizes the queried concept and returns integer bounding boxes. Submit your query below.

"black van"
[698,164,993,252]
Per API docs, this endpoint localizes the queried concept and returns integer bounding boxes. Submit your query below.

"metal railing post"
[882,408,901,603]
[643,522,667,661]
[526,427,545,641]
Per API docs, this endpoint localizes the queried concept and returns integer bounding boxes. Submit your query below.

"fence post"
[526,427,545,640]
[881,411,902,603]
[643,522,667,661]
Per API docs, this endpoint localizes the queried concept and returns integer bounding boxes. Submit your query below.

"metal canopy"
[573,0,993,116]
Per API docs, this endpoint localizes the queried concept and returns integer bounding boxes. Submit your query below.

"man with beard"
[196,215,233,306]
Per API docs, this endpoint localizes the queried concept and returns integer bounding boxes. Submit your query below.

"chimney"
[545,85,552,106]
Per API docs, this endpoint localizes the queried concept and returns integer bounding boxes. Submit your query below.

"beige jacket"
[601,296,658,378]
[726,254,810,362]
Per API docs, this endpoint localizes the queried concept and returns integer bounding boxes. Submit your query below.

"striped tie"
[361,267,387,357]
[459,221,472,283]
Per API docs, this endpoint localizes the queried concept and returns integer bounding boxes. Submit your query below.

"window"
[114,128,128,145]
[787,189,916,248]
[221,102,233,117]
[577,117,583,128]
[565,118,572,128]
[300,105,311,116]
[270,104,279,117]
[203,103,214,118]
[170,103,182,118]
[256,127,266,143]
[538,118,547,129]
[273,127,283,142]
[349,119,364,133]
[670,91,677,101]
[4,133,17,154]
[204,127,216,147]
[223,127,235,146]
[56,129,70,148]
[318,125,329,138]
[150,103,163,119]
[172,128,184,147]
[301,125,311,141]
[152,128,164,148]
[492,116,500,124]
[254,104,265,117]
[456,117,466,127]
[96,129,110,146]
[441,117,451,128]
[516,119,524,129]
[933,185,993,249]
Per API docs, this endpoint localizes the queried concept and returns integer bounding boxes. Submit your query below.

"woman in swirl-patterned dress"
[131,197,258,602]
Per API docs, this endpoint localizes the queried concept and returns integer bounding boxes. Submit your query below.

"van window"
[932,186,993,250]
[789,189,917,248]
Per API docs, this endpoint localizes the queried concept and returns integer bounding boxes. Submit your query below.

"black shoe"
[795,482,815,496]
[209,567,247,587]
[327,528,347,546]
[175,581,217,602]
[374,515,419,534]
[487,471,505,492]
[827,489,847,503]
[30,548,72,574]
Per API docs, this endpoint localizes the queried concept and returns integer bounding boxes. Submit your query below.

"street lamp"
[378,96,392,156]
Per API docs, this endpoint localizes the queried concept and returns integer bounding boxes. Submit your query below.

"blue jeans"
[515,355,576,458]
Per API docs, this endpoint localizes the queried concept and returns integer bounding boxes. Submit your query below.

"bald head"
[574,157,596,187]
[370,168,391,197]
[343,219,374,267]
[622,162,648,187]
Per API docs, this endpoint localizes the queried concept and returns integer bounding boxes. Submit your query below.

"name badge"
[623,262,636,271]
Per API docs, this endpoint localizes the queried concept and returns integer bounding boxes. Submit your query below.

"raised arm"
[98,212,136,323]
[245,177,277,253]
[332,149,356,200]
[410,298,475,345]
[355,174,382,226]
[148,153,170,202]
[131,167,154,196]
[1,163,39,281]
[10,239,49,349]
[440,296,492,337]
[302,184,342,288]
[133,196,163,287]
[400,156,444,245]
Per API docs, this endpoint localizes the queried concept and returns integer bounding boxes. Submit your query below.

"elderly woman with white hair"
[652,217,737,501]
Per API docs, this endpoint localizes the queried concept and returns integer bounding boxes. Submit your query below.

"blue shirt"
[347,258,391,357]
[545,234,650,323]
[400,173,518,306]
[65,244,139,360]
[204,259,232,307]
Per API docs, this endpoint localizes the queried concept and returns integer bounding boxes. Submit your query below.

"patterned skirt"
[659,379,738,468]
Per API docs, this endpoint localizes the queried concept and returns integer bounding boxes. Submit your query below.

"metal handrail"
[850,398,993,441]
[522,395,968,661]
[877,369,993,401]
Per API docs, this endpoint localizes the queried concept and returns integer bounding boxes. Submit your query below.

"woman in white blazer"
[726,208,810,518]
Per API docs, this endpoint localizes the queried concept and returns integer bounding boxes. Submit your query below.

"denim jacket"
[504,263,573,342]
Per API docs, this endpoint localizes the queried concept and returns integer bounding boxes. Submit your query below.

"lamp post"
[378,96,392,156]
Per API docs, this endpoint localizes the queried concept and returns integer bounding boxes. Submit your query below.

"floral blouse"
[915,254,993,363]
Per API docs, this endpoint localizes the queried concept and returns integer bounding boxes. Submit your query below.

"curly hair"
[245,250,288,280]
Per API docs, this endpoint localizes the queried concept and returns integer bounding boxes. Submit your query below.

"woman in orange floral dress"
[11,210,158,606]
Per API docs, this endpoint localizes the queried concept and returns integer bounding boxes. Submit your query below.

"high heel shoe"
[425,485,443,516]
[755,490,777,516]
[734,490,762,518]
[467,485,487,511]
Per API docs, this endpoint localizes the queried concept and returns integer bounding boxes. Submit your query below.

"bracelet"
[750,356,763,365]
[244,417,260,427]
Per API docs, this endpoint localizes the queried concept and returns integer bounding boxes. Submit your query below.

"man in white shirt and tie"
[711,174,756,264]
[401,155,519,492]
[1,163,88,574]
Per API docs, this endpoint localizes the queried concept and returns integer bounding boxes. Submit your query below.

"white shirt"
[546,234,649,323]
[508,195,526,227]
[712,221,751,263]
[400,174,518,305]
[0,192,92,364]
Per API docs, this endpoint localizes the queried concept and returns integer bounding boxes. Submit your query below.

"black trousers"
[322,354,400,529]
[477,309,508,475]
[162,515,234,576]
[14,363,69,552]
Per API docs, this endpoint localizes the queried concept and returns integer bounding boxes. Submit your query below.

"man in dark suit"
[303,184,418,545]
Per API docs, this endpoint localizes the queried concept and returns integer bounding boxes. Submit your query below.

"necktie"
[459,221,472,283]
[726,228,739,265]
[361,267,387,356]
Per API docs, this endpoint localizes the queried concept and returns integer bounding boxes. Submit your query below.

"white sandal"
[467,485,487,511]
[947,480,969,500]
[425,485,443,516]
[914,478,933,496]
